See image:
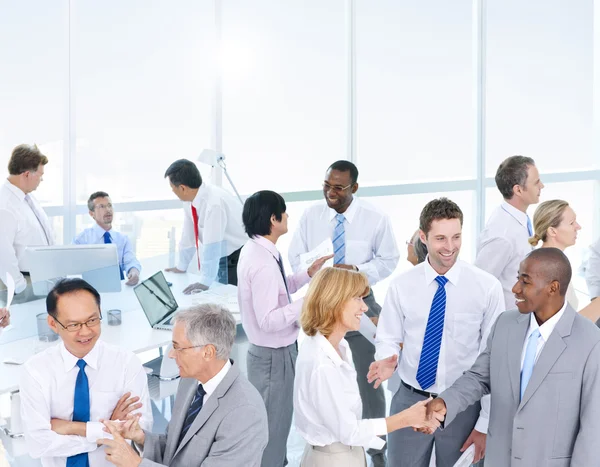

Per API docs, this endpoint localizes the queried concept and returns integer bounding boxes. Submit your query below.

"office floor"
[0,329,391,467]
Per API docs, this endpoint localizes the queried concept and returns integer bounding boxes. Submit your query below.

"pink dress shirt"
[237,236,311,348]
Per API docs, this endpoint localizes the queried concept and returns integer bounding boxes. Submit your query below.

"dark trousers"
[218,247,241,286]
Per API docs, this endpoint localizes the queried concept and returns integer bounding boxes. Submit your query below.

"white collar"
[3,179,26,202]
[313,332,352,368]
[92,222,112,240]
[201,359,232,398]
[60,339,101,373]
[526,300,568,343]
[423,257,461,287]
[501,201,529,228]
[327,197,359,224]
[192,183,209,206]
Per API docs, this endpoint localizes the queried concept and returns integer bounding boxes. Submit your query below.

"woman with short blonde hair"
[529,199,581,309]
[294,267,439,467]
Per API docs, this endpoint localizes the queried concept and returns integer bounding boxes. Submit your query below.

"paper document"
[298,239,334,271]
[359,314,377,345]
[453,444,475,467]
[5,273,14,309]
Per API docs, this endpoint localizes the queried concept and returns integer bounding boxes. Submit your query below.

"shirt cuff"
[372,418,388,437]
[474,415,488,434]
[86,421,112,443]
[15,277,27,294]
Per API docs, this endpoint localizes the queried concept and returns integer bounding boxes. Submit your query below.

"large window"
[486,0,594,175]
[222,0,347,194]
[72,0,215,204]
[356,0,474,185]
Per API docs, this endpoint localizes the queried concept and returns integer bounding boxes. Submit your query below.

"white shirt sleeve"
[586,238,600,299]
[20,365,98,458]
[473,279,505,434]
[356,215,399,284]
[309,365,387,449]
[375,283,404,361]
[474,237,513,280]
[198,205,228,286]
[288,211,309,274]
[0,208,27,293]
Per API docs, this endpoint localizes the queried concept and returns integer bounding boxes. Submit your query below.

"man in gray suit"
[426,247,600,466]
[99,304,269,467]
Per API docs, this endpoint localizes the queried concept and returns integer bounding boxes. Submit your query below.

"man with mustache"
[426,247,600,466]
[74,191,141,286]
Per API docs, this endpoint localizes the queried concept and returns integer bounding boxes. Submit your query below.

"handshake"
[400,397,447,435]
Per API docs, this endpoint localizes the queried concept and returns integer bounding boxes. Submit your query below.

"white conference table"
[0,268,241,395]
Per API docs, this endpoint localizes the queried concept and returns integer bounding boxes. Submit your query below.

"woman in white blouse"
[294,267,439,467]
[529,199,581,309]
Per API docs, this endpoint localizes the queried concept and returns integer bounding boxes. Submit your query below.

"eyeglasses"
[53,313,103,332]
[322,181,352,192]
[94,204,113,210]
[172,343,210,352]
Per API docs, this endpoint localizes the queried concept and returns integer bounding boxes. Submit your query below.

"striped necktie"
[179,384,206,444]
[66,360,90,467]
[416,275,449,390]
[332,213,346,265]
[526,215,533,237]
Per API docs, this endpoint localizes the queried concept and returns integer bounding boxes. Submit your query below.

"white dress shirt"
[73,223,142,274]
[0,180,55,293]
[177,183,246,285]
[376,259,505,433]
[201,359,232,404]
[20,340,153,467]
[475,202,533,309]
[585,236,600,299]
[520,301,567,369]
[294,333,387,450]
[288,198,399,285]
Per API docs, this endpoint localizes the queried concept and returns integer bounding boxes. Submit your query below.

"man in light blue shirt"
[73,191,141,286]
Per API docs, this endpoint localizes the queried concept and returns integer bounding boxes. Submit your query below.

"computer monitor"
[25,244,122,295]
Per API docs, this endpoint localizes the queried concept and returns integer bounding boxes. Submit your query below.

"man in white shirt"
[368,198,505,467]
[426,248,600,466]
[164,159,246,293]
[0,144,54,297]
[73,191,141,286]
[20,278,153,467]
[97,304,268,467]
[475,156,544,308]
[289,160,399,467]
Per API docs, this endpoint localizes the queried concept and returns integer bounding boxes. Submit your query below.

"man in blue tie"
[368,198,505,466]
[74,191,141,286]
[426,247,600,466]
[19,278,152,467]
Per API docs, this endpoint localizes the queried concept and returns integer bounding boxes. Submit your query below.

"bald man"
[426,248,600,466]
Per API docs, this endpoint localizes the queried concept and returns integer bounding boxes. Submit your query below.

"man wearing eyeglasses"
[289,160,399,467]
[74,191,142,286]
[19,278,153,467]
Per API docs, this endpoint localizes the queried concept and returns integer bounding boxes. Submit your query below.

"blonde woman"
[294,267,440,467]
[529,199,581,309]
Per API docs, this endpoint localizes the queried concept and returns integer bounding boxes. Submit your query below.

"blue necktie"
[526,215,533,237]
[416,275,449,390]
[179,384,206,444]
[67,360,90,467]
[332,214,346,265]
[520,328,541,400]
[103,231,125,280]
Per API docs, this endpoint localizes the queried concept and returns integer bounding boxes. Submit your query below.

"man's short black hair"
[242,190,287,238]
[46,278,101,318]
[495,155,535,200]
[164,159,202,189]
[87,191,110,211]
[327,160,359,185]
[525,247,572,297]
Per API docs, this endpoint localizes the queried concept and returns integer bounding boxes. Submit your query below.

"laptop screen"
[134,271,178,327]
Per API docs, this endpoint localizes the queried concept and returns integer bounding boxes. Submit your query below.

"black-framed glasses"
[53,313,103,332]
[322,181,352,192]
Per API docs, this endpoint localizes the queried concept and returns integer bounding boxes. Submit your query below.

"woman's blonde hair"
[529,199,570,246]
[301,267,370,338]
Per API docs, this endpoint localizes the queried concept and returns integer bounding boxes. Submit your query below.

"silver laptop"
[134,271,179,331]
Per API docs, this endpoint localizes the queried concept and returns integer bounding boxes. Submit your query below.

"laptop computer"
[134,271,179,331]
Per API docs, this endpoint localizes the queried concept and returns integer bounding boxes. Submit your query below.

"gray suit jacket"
[140,363,268,467]
[440,305,600,467]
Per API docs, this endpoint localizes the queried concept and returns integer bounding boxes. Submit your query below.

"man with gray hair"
[476,156,544,309]
[99,304,269,467]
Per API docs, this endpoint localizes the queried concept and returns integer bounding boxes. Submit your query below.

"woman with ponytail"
[529,199,581,309]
